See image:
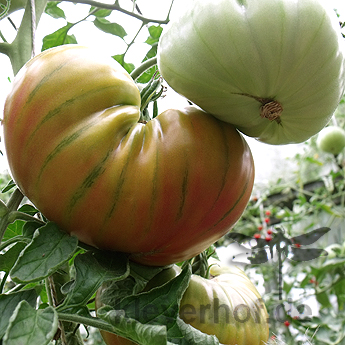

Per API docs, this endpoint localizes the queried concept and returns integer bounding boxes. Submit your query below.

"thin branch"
[59,0,172,24]
[130,57,157,81]
[29,0,36,56]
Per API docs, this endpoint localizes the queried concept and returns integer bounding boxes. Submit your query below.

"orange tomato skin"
[3,45,254,266]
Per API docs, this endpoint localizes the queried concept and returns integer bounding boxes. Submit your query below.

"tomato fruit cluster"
[3,45,254,266]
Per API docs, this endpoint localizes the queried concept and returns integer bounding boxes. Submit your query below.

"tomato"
[96,260,269,345]
[316,125,345,155]
[3,45,255,266]
[157,0,345,145]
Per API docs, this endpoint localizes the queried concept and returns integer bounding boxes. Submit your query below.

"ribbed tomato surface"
[3,45,255,266]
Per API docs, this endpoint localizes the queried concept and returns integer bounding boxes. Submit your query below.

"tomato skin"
[3,45,255,266]
[158,0,345,145]
[96,261,269,345]
[316,126,345,155]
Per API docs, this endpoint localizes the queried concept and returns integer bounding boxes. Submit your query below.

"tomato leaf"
[41,24,77,51]
[18,204,39,216]
[1,179,16,193]
[93,18,127,38]
[3,300,58,345]
[0,289,38,339]
[172,318,222,345]
[113,54,135,74]
[2,220,25,241]
[10,222,78,283]
[90,7,112,17]
[58,251,129,312]
[0,241,27,273]
[145,25,163,45]
[44,1,66,19]
[98,307,168,345]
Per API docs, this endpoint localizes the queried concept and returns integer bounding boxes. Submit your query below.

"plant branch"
[59,0,172,24]
[131,57,157,81]
[8,0,48,75]
[58,312,118,334]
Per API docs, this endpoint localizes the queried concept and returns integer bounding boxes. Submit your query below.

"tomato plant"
[96,260,269,345]
[157,0,345,144]
[3,44,255,266]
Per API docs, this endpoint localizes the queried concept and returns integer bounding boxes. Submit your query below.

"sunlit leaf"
[42,24,77,51]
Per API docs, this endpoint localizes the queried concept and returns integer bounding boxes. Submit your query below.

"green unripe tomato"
[316,126,345,155]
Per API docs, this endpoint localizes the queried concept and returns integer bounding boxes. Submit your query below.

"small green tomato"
[316,126,345,155]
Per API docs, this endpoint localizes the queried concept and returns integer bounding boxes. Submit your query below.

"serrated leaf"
[45,1,66,19]
[58,251,129,311]
[0,289,38,339]
[10,223,78,283]
[3,301,58,345]
[93,18,126,38]
[42,24,77,51]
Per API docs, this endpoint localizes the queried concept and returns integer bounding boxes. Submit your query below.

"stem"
[60,0,172,24]
[58,312,117,334]
[0,188,24,243]
[0,272,9,293]
[8,0,48,75]
[0,235,30,252]
[130,57,157,81]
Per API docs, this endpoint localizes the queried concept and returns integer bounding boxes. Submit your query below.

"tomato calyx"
[139,74,165,123]
[233,92,283,124]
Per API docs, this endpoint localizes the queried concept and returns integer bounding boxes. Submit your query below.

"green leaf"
[2,220,25,242]
[58,251,129,311]
[98,307,168,345]
[113,266,191,331]
[0,0,10,21]
[113,54,135,74]
[18,204,39,216]
[0,241,27,273]
[91,7,112,17]
[3,301,58,345]
[145,25,163,45]
[1,180,16,193]
[41,24,77,51]
[0,289,38,339]
[93,18,127,38]
[45,1,66,19]
[173,317,221,345]
[10,223,78,283]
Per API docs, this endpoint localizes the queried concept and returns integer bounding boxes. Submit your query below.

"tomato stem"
[130,57,157,81]
[139,75,164,122]
[0,188,24,243]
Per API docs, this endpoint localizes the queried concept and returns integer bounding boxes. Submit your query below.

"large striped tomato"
[3,45,254,266]
[158,0,345,145]
[95,260,269,345]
